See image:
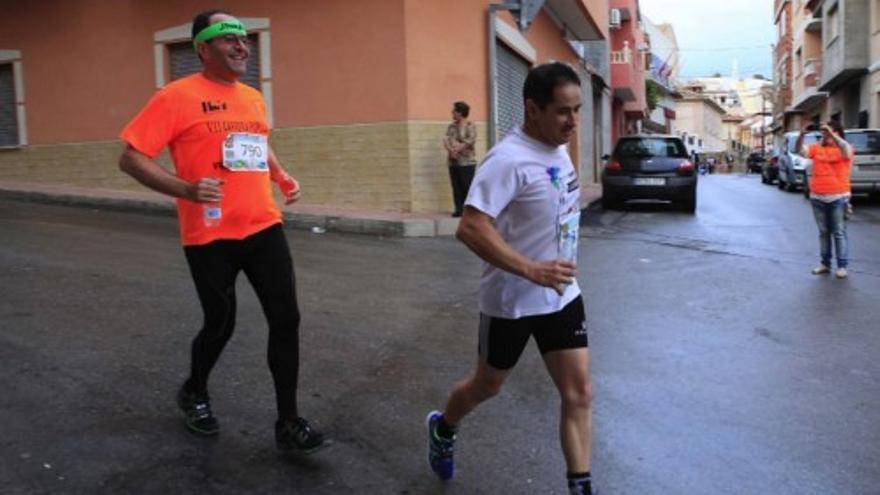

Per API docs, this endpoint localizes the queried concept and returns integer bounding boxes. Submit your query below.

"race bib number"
[222,133,268,172]
[557,209,580,262]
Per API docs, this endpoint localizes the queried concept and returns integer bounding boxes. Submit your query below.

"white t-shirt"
[465,126,581,319]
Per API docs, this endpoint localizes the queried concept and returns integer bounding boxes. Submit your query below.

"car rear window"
[789,133,821,152]
[845,131,880,155]
[614,138,687,158]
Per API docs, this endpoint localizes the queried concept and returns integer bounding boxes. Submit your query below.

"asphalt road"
[1,174,879,494]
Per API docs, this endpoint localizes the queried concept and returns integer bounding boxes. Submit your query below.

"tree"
[646,80,660,111]
[753,74,766,80]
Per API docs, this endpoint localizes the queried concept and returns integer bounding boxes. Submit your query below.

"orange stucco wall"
[402,0,490,122]
[0,1,409,144]
[1,0,606,145]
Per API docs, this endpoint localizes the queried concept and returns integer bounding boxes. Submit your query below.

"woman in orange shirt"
[797,120,853,278]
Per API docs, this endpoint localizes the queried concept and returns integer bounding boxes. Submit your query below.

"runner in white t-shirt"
[426,62,595,495]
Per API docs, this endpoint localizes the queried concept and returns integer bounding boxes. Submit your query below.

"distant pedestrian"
[118,10,327,454]
[443,101,477,217]
[797,120,853,278]
[426,63,595,495]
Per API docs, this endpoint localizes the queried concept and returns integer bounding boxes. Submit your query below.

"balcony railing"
[610,40,633,64]
[804,58,822,88]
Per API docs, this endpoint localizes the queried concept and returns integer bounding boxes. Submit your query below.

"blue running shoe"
[426,410,455,480]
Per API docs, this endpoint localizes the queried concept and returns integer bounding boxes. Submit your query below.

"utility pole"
[761,90,766,156]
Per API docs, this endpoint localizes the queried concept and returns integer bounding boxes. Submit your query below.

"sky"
[639,0,775,80]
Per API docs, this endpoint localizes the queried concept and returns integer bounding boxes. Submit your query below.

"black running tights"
[183,224,300,420]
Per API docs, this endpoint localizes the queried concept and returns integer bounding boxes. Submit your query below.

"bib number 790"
[222,133,269,172]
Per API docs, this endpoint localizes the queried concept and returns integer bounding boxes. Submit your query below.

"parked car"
[778,130,822,192]
[844,129,880,197]
[804,128,880,198]
[746,152,766,173]
[761,150,779,184]
[601,135,697,213]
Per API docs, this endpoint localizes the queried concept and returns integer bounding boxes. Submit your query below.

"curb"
[0,187,459,238]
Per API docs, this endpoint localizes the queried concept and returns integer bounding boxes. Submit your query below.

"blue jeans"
[810,198,848,268]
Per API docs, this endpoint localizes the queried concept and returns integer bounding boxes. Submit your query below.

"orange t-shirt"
[120,74,281,246]
[807,143,852,196]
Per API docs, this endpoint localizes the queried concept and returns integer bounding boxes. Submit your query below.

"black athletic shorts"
[478,296,587,370]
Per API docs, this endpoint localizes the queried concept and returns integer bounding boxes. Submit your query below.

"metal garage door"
[168,34,261,90]
[0,63,18,147]
[495,41,530,140]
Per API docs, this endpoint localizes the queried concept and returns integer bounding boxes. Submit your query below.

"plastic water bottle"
[202,176,223,227]
[203,202,222,227]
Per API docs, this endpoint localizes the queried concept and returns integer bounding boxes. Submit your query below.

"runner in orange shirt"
[119,9,326,454]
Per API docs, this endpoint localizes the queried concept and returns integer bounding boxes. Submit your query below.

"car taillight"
[606,160,622,172]
[677,160,695,175]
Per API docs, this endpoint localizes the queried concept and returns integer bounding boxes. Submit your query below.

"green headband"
[193,19,247,46]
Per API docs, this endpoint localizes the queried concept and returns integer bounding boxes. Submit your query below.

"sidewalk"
[0,180,602,237]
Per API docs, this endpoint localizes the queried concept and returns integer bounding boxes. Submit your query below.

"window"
[828,4,840,41]
[795,48,803,77]
[846,130,880,154]
[613,137,688,158]
[779,9,787,37]
[0,50,25,147]
[875,0,880,32]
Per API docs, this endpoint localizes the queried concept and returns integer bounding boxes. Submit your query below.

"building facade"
[808,0,869,128]
[609,0,648,144]
[642,16,680,134]
[673,86,727,156]
[0,0,609,213]
[786,0,828,132]
[773,0,795,139]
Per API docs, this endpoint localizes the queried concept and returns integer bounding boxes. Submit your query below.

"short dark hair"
[826,119,844,136]
[192,9,230,40]
[453,101,470,118]
[523,62,581,109]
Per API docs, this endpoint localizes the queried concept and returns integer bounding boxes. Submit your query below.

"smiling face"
[197,13,249,80]
[525,83,581,147]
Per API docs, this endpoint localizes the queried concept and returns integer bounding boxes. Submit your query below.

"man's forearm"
[831,133,852,159]
[268,147,287,182]
[795,134,806,158]
[119,147,192,200]
[456,211,532,280]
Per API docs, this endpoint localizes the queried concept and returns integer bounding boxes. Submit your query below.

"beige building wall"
[673,99,726,153]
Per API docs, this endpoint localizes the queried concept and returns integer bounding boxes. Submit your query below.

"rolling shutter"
[495,41,530,140]
[0,63,18,147]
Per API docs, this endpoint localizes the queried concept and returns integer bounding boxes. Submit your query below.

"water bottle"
[203,202,222,227]
[201,176,222,228]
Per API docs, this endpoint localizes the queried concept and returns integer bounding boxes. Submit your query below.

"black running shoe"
[176,386,219,436]
[275,417,328,455]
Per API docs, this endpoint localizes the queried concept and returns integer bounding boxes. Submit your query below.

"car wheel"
[785,180,795,192]
[681,189,697,214]
[761,172,768,184]
[601,195,617,210]
[777,177,785,190]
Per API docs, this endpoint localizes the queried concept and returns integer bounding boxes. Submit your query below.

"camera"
[805,123,820,132]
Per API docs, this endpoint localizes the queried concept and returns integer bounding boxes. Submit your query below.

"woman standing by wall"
[443,101,477,217]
